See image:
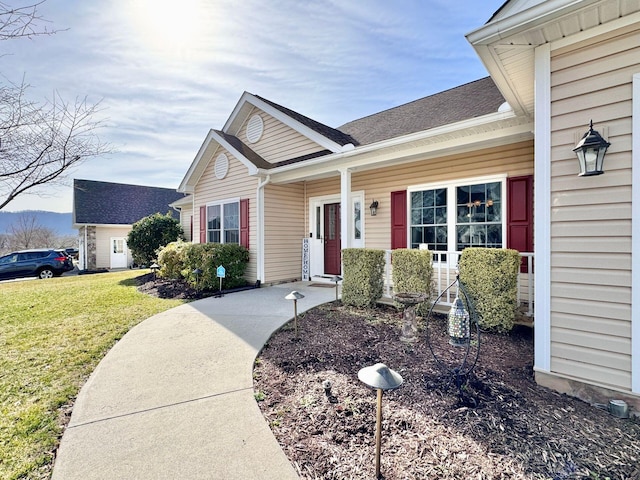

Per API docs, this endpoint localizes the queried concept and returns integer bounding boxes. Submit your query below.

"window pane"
[207,205,220,230]
[224,202,239,229]
[410,188,447,250]
[411,227,423,247]
[457,205,470,223]
[354,201,361,240]
[208,231,220,243]
[423,190,434,207]
[457,186,469,205]
[225,230,239,244]
[422,208,434,225]
[411,192,422,209]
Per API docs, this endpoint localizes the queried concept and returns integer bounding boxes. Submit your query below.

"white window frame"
[632,73,640,394]
[206,197,240,244]
[407,174,508,254]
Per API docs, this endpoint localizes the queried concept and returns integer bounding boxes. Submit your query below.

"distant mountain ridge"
[0,211,75,236]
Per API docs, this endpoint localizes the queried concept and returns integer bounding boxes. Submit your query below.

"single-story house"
[177,0,640,411]
[72,179,187,270]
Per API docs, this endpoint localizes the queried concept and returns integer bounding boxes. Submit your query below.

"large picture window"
[409,179,504,252]
[207,200,239,244]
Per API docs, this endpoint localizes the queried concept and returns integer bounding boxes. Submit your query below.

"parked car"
[0,249,75,280]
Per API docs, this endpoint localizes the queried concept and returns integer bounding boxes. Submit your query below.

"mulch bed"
[253,301,640,480]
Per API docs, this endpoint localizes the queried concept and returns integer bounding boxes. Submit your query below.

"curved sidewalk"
[52,281,336,480]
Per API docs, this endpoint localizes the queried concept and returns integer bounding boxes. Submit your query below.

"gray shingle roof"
[73,179,187,225]
[255,95,359,147]
[214,130,272,170]
[337,77,505,146]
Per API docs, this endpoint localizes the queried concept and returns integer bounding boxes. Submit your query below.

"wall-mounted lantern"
[573,120,610,176]
[369,200,379,216]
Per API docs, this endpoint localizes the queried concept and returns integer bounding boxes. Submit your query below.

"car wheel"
[38,268,54,279]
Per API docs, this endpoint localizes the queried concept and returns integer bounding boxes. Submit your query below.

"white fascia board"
[266,113,533,183]
[222,91,254,134]
[178,129,218,193]
[466,0,599,45]
[230,93,348,154]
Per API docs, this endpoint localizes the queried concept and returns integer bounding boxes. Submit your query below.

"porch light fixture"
[573,120,610,176]
[369,200,379,216]
[358,363,403,479]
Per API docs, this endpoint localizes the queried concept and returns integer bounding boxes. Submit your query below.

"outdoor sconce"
[358,363,403,479]
[369,200,379,216]
[573,120,610,176]
[285,290,305,337]
[448,295,470,346]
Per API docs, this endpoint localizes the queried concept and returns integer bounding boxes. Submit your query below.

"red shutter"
[240,198,249,249]
[507,175,533,272]
[199,206,206,243]
[390,190,407,249]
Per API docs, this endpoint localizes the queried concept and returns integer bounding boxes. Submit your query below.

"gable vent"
[246,114,264,143]
[214,153,229,180]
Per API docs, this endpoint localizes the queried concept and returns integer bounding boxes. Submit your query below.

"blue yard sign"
[216,265,226,278]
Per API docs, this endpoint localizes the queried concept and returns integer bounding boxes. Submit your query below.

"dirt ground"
[252,301,640,480]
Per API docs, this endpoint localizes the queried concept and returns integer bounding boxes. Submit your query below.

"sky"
[2,0,506,213]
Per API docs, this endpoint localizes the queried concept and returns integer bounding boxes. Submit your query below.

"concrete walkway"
[52,281,336,480]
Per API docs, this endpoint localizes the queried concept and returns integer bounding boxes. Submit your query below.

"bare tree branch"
[0,79,112,210]
[0,1,58,40]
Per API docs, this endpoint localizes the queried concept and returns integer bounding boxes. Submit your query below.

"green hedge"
[458,248,520,333]
[156,242,250,291]
[391,249,433,315]
[341,248,385,307]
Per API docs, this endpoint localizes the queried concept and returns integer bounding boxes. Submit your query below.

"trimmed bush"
[180,243,249,291]
[157,240,188,279]
[391,249,433,315]
[341,248,385,307]
[458,247,520,333]
[127,212,184,266]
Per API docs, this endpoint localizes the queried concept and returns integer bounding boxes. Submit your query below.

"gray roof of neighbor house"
[73,179,187,225]
[337,77,506,146]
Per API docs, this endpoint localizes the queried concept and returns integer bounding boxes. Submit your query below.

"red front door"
[324,203,341,275]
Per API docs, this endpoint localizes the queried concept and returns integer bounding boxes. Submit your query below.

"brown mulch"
[252,301,640,480]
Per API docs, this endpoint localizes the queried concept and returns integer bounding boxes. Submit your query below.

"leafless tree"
[0,1,56,41]
[0,2,111,211]
[0,79,111,210]
[6,211,55,249]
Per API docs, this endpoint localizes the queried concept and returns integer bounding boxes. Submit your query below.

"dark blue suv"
[0,249,75,280]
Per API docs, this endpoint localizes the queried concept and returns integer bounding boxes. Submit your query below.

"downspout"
[83,226,88,271]
[256,175,271,284]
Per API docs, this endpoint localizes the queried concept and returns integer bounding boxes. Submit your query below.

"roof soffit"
[467,0,640,117]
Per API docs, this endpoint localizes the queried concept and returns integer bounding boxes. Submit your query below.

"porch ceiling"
[467,0,640,118]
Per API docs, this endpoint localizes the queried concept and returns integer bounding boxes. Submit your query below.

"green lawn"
[0,270,186,480]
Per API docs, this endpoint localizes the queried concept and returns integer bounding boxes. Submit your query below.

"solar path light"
[358,363,403,479]
[285,291,304,337]
[149,262,160,278]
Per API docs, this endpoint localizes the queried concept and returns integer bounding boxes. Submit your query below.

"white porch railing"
[383,250,534,317]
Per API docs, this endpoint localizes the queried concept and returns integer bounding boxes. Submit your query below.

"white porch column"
[340,168,352,250]
[534,43,552,374]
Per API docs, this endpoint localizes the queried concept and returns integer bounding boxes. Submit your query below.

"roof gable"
[73,179,186,225]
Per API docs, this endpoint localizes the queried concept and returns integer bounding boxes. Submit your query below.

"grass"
[0,270,186,480]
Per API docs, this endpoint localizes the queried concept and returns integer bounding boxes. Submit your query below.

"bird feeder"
[448,295,470,346]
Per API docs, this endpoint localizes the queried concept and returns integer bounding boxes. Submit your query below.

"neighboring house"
[72,179,187,270]
[177,0,640,411]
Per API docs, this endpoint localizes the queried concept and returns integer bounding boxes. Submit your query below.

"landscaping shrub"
[458,247,520,332]
[157,240,188,279]
[341,248,385,307]
[180,243,249,291]
[127,212,184,266]
[391,248,433,315]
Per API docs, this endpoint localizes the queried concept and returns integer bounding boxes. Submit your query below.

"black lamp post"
[573,120,610,176]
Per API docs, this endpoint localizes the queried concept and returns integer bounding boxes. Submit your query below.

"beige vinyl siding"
[238,107,326,164]
[180,206,193,242]
[549,26,639,391]
[263,183,305,283]
[352,141,534,250]
[95,226,131,269]
[194,148,258,282]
